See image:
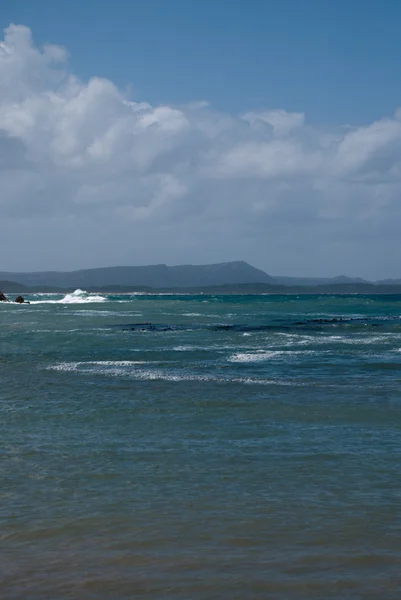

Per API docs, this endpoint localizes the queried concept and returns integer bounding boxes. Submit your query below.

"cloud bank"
[1,24,401,277]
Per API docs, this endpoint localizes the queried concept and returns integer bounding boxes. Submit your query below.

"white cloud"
[242,109,305,135]
[334,117,401,177]
[217,140,321,178]
[1,23,401,277]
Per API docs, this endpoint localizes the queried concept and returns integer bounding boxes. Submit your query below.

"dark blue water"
[2,291,401,599]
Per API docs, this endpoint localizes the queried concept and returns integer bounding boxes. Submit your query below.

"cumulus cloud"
[1,24,401,277]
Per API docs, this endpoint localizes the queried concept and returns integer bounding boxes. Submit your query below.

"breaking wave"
[46,360,303,386]
[31,289,107,304]
[229,351,285,362]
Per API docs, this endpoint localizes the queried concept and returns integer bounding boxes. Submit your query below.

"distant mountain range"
[0,261,273,290]
[0,262,400,292]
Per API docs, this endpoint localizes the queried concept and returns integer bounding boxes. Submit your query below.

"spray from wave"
[31,289,107,304]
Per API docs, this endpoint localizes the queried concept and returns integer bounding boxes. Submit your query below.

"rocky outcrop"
[0,291,30,303]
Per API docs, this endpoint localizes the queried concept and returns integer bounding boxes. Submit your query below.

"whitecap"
[228,351,284,362]
[173,345,197,351]
[49,360,147,371]
[31,289,107,304]
[46,361,305,386]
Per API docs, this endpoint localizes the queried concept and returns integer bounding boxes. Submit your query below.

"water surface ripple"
[1,293,401,599]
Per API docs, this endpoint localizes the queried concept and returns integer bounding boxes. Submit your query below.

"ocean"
[1,290,401,599]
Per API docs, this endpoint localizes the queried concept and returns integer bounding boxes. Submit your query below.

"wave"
[228,349,320,362]
[50,361,147,370]
[229,351,284,362]
[46,361,304,386]
[31,289,107,304]
[116,315,401,334]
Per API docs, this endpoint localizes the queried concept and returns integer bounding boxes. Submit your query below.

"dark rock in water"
[15,295,30,304]
[0,291,9,302]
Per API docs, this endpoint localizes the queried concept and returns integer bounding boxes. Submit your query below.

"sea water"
[1,291,401,599]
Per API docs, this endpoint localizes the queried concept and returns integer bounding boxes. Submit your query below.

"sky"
[1,0,401,278]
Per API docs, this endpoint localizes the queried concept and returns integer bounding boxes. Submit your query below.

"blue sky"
[2,0,401,124]
[1,1,401,277]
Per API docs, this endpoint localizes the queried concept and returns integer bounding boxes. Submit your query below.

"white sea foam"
[229,351,284,362]
[31,328,83,333]
[171,344,240,352]
[49,360,148,372]
[228,349,320,362]
[173,345,197,351]
[31,289,107,304]
[46,361,304,386]
[317,334,389,345]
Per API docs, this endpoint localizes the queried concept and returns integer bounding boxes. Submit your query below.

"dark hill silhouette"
[0,280,28,292]
[0,261,273,289]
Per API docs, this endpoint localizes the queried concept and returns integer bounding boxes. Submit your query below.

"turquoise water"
[1,291,401,599]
